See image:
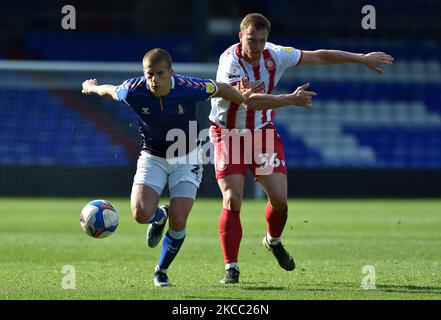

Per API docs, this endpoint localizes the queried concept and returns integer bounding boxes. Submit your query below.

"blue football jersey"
[116,74,218,158]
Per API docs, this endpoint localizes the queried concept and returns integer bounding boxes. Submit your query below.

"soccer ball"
[80,200,119,238]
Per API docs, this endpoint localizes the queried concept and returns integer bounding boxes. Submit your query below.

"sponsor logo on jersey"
[226,65,241,79]
[282,47,294,52]
[226,73,241,80]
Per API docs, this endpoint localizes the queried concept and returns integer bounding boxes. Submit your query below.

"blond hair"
[142,48,172,70]
[240,13,271,33]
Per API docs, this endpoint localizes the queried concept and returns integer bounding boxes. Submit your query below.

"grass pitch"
[0,197,440,300]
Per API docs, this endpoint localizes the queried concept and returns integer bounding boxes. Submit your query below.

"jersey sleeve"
[115,77,141,105]
[176,75,219,101]
[273,45,303,69]
[216,52,245,85]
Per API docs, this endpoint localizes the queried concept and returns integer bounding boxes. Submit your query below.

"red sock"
[218,208,242,264]
[265,202,287,238]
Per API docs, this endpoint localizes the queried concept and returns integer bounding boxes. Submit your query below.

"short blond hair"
[240,13,271,33]
[142,48,172,70]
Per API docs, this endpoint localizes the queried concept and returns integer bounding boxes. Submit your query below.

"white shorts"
[133,149,203,199]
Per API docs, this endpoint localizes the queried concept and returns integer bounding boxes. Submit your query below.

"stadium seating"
[26,32,195,62]
[0,87,130,166]
[1,0,439,170]
[274,74,441,168]
[0,57,440,169]
[23,32,441,64]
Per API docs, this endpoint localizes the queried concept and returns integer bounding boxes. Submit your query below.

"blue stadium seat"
[0,87,132,166]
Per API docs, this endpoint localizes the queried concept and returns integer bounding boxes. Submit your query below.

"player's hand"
[236,76,252,97]
[237,77,264,98]
[82,79,98,94]
[235,77,249,98]
[361,52,394,74]
[289,83,317,107]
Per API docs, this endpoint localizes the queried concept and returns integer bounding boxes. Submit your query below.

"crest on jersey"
[142,107,150,114]
[177,104,185,115]
[265,59,275,70]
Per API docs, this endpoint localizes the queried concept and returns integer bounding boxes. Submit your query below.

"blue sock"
[157,229,186,271]
[147,207,166,224]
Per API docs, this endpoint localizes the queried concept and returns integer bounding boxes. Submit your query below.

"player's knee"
[223,190,243,211]
[168,212,188,231]
[169,219,186,231]
[131,205,154,224]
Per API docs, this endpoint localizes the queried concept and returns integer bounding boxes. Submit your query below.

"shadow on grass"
[220,283,441,295]
[241,286,287,291]
[170,282,441,299]
[292,284,441,295]
[375,284,441,295]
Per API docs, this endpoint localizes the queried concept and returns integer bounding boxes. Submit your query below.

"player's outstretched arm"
[301,50,394,74]
[81,79,118,100]
[213,81,248,105]
[245,83,317,110]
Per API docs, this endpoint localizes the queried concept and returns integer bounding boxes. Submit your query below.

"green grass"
[0,197,440,300]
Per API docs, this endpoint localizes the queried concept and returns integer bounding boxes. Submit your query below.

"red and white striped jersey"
[209,42,303,129]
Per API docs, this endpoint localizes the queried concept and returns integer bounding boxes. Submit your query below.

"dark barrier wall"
[1,166,440,198]
[286,169,441,198]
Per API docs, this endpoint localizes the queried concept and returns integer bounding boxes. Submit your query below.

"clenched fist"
[82,79,98,94]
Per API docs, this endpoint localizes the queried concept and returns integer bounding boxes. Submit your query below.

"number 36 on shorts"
[258,153,285,169]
